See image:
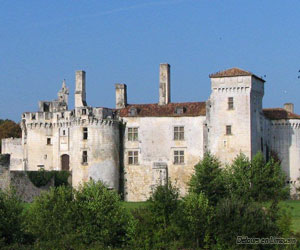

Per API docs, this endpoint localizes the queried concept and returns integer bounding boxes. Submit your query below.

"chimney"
[115,83,127,109]
[284,103,294,113]
[75,70,87,108]
[159,63,171,105]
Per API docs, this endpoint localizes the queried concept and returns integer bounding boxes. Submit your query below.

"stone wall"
[0,169,54,202]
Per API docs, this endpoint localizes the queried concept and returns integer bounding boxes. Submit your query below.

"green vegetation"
[0,119,21,151]
[26,169,70,188]
[0,152,299,249]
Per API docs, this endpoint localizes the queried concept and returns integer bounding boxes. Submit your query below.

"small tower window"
[63,130,66,136]
[228,97,234,110]
[226,125,232,135]
[47,138,51,145]
[82,151,88,164]
[83,127,88,140]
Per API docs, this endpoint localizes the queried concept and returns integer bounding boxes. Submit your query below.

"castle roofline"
[263,108,300,120]
[118,102,206,117]
[209,67,265,82]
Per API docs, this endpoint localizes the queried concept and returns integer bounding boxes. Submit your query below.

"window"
[175,107,184,114]
[82,151,88,164]
[37,165,45,168]
[128,107,137,116]
[174,150,184,164]
[82,109,86,115]
[128,151,138,165]
[63,130,66,136]
[32,114,36,120]
[47,138,51,145]
[228,97,234,110]
[226,125,232,135]
[174,126,184,140]
[83,127,88,140]
[128,128,138,141]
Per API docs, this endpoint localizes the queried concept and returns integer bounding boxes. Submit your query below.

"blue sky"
[1,0,300,121]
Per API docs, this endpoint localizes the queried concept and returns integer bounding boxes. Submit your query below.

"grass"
[121,201,149,211]
[280,200,300,234]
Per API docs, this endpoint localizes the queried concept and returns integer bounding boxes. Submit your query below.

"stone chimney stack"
[75,70,87,108]
[159,63,171,105]
[284,103,294,113]
[115,83,127,109]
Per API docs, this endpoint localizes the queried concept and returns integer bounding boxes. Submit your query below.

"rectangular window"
[128,151,138,165]
[83,127,88,140]
[82,151,88,164]
[82,109,86,115]
[128,128,138,141]
[47,138,51,145]
[228,97,234,110]
[174,150,184,164]
[226,125,232,135]
[174,126,184,140]
[63,130,66,136]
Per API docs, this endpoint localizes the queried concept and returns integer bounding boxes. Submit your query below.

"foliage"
[26,169,54,188]
[26,169,70,188]
[250,152,289,202]
[53,171,71,187]
[0,119,21,151]
[189,152,226,205]
[74,180,130,248]
[182,192,212,249]
[0,188,24,246]
[128,182,183,249]
[25,185,77,247]
[212,198,282,249]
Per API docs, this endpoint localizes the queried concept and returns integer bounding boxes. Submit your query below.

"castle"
[2,64,300,201]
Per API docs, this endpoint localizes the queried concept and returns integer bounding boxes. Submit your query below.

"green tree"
[0,119,21,151]
[25,185,78,248]
[0,188,24,247]
[74,180,129,248]
[129,182,183,249]
[189,152,226,205]
[212,198,281,249]
[250,152,289,202]
[182,192,212,249]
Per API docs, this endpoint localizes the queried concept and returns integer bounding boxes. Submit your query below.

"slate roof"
[118,102,206,117]
[209,67,265,82]
[263,108,300,120]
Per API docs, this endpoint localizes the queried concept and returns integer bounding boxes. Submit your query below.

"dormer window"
[175,107,184,114]
[129,107,137,116]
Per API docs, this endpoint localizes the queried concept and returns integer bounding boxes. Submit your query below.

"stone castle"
[2,64,300,201]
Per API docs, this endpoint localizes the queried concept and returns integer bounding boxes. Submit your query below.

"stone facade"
[2,65,300,200]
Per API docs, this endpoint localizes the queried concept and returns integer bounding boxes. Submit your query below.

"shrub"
[74,180,130,248]
[25,185,77,247]
[0,188,24,246]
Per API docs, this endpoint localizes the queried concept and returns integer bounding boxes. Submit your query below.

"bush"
[25,185,77,248]
[73,180,130,248]
[182,192,212,249]
[0,188,24,246]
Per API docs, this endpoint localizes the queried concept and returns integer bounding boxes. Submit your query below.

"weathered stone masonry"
[2,65,300,200]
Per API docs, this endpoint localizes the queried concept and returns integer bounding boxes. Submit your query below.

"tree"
[250,152,289,202]
[0,119,21,151]
[182,192,212,249]
[0,188,24,247]
[25,185,77,248]
[189,152,226,205]
[74,180,130,248]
